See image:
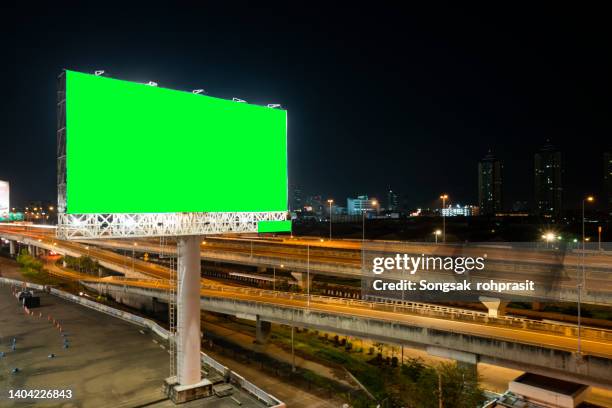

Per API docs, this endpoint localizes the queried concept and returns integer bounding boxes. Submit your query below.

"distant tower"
[386,188,399,211]
[604,152,612,214]
[290,186,303,211]
[534,141,563,217]
[478,150,503,215]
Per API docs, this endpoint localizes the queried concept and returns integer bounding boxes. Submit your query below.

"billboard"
[63,70,288,231]
[0,180,8,220]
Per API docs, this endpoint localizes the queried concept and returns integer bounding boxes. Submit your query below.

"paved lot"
[0,282,266,408]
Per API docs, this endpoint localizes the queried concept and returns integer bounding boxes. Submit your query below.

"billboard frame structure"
[55,70,288,240]
[55,69,289,400]
[56,211,287,239]
[0,180,9,220]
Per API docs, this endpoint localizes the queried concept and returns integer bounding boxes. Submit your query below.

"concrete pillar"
[62,260,67,268]
[291,271,314,289]
[255,315,271,344]
[9,240,15,256]
[177,236,202,386]
[479,296,508,318]
[28,245,33,255]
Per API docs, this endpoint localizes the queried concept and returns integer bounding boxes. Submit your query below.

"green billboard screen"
[65,71,288,222]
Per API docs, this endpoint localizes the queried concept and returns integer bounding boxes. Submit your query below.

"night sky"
[4,4,611,210]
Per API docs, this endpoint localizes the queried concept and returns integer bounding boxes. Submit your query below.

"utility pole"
[438,370,443,408]
[327,199,334,240]
[440,194,448,243]
[579,196,594,354]
[307,245,310,307]
[291,326,296,372]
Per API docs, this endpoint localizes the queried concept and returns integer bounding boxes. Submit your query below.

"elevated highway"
[0,226,171,280]
[2,224,611,389]
[1,224,611,305]
[80,277,612,389]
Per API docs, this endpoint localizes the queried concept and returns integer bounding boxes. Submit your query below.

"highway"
[3,224,612,388]
[81,276,612,389]
[77,276,612,359]
[2,224,612,357]
[6,225,612,268]
[4,224,612,272]
[16,242,612,361]
[2,224,611,305]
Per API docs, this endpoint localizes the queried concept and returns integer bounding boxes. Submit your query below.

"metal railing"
[80,277,612,343]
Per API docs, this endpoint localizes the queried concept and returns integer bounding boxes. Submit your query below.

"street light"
[578,196,594,354]
[307,245,310,307]
[434,230,441,244]
[440,194,448,243]
[542,232,556,248]
[362,199,378,241]
[132,242,138,274]
[274,264,284,291]
[361,199,378,298]
[327,199,334,240]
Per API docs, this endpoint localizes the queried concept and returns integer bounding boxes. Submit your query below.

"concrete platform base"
[164,376,213,404]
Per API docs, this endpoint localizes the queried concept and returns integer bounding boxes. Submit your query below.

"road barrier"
[200,283,612,343]
[74,275,612,344]
[0,277,285,408]
[93,278,612,342]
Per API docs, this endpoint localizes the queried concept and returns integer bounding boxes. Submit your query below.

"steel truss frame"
[57,211,287,240]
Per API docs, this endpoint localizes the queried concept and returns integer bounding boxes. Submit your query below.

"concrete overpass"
[2,225,611,389]
[0,228,171,280]
[80,278,612,390]
[2,224,611,306]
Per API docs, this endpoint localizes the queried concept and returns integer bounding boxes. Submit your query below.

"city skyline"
[5,145,611,213]
[4,4,611,209]
[291,147,611,213]
[2,5,612,407]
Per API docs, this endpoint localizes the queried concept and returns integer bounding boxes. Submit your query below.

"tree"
[398,361,485,408]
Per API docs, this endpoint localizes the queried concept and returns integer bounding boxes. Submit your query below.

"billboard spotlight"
[147,81,158,87]
[232,97,246,103]
[192,89,206,94]
[94,70,105,76]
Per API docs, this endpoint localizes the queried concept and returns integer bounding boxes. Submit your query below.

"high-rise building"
[534,141,563,216]
[478,150,503,215]
[347,195,376,215]
[441,204,478,217]
[386,189,399,211]
[604,152,612,213]
[290,186,303,211]
[305,195,324,216]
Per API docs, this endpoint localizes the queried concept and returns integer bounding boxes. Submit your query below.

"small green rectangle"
[257,220,292,233]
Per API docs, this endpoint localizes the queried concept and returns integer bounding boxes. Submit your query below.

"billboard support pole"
[165,235,211,403]
[176,235,202,386]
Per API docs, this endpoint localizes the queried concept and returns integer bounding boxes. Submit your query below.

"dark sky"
[4,3,611,209]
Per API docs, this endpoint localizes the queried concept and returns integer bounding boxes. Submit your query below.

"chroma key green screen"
[65,71,289,231]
